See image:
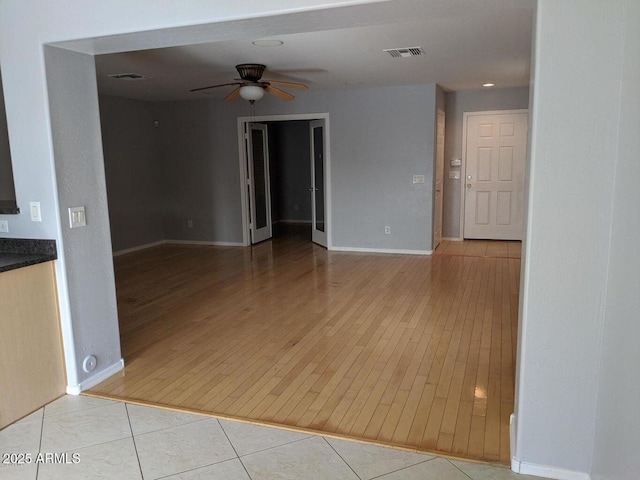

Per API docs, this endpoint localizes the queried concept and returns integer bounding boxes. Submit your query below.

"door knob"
[466,183,472,189]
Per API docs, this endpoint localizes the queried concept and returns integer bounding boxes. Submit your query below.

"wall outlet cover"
[0,220,8,233]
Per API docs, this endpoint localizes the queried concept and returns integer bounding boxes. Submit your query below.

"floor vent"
[108,73,150,81]
[383,47,426,58]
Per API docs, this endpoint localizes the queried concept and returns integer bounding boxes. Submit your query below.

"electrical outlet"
[187,220,194,228]
[384,226,391,235]
[0,220,8,233]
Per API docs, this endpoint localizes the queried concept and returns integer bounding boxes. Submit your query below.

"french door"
[247,123,272,244]
[309,120,327,247]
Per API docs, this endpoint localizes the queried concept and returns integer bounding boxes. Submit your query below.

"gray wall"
[0,71,17,208]
[591,1,640,478]
[99,95,164,251]
[514,0,639,476]
[106,84,437,252]
[267,121,311,223]
[443,87,529,238]
[156,100,246,243]
[44,46,121,386]
[248,84,437,251]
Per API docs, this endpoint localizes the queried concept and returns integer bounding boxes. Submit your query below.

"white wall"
[590,1,640,479]
[514,1,639,477]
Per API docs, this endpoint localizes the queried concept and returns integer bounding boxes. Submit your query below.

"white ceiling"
[93,0,534,102]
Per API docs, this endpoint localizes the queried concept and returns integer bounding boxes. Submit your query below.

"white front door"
[433,108,445,249]
[309,120,327,247]
[464,111,527,240]
[247,123,272,244]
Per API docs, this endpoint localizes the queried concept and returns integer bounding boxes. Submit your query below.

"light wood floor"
[90,231,521,464]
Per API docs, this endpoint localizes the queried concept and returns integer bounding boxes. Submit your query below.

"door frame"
[237,113,332,247]
[432,108,445,250]
[459,109,528,240]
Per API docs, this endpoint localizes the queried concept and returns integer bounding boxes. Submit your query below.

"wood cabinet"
[0,262,66,428]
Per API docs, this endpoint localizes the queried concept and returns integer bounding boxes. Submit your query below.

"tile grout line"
[35,408,45,479]
[43,399,120,419]
[368,457,439,480]
[217,418,254,480]
[322,437,362,480]
[447,458,475,480]
[125,403,146,480]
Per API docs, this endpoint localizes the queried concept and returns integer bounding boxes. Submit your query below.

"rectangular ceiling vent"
[383,47,426,58]
[108,73,150,81]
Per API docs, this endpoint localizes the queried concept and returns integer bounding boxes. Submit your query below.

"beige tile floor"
[0,395,542,479]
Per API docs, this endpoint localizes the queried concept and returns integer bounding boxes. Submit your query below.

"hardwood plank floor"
[89,231,521,464]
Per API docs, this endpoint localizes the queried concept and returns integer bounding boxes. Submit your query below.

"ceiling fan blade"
[224,87,242,102]
[190,82,242,93]
[266,79,309,91]
[265,85,295,101]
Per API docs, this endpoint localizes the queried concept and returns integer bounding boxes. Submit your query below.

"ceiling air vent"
[108,73,150,81]
[383,47,426,58]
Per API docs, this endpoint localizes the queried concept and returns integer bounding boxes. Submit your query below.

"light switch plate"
[69,206,87,228]
[30,201,42,222]
[0,220,8,233]
[449,171,461,180]
[451,158,462,167]
[412,175,425,184]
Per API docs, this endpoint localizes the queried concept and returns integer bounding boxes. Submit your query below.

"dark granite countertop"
[0,238,57,273]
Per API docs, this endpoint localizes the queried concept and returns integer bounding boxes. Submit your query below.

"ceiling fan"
[190,64,309,103]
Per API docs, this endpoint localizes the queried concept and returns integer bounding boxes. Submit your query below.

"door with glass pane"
[247,123,272,244]
[309,120,327,247]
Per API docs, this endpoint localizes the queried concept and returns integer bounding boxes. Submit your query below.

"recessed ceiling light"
[252,39,284,47]
[483,83,495,87]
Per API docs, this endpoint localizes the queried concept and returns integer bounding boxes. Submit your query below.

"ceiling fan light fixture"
[239,85,265,101]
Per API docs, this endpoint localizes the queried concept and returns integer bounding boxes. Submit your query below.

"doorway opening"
[238,113,330,248]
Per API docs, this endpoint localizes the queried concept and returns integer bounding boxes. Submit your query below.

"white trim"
[113,240,165,256]
[66,358,124,395]
[511,458,591,480]
[442,237,462,242]
[165,239,244,247]
[237,113,332,249]
[330,246,432,256]
[112,239,244,256]
[460,109,528,241]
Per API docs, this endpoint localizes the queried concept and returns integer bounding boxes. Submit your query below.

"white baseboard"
[442,236,463,242]
[165,239,244,247]
[511,458,591,480]
[113,240,244,256]
[330,246,433,256]
[113,240,165,256]
[66,358,125,395]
